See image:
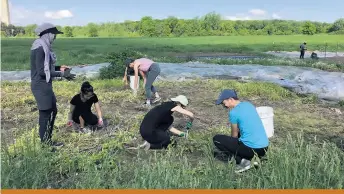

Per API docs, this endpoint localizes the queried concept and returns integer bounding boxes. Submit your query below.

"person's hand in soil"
[62,68,76,80]
[98,118,104,127]
[60,65,71,72]
[185,121,193,130]
[67,120,73,127]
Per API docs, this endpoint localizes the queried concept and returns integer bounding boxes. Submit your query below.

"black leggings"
[72,112,98,126]
[213,134,268,164]
[140,116,174,149]
[39,102,57,144]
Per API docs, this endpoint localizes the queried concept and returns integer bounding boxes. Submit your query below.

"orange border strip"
[1,189,343,194]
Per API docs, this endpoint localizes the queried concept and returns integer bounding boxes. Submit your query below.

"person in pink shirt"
[124,58,161,107]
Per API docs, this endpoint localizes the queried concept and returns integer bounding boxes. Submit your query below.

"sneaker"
[141,102,152,109]
[52,141,64,147]
[79,127,92,134]
[235,159,253,173]
[152,97,161,104]
[139,141,151,150]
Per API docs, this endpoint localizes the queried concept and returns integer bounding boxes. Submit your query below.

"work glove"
[67,120,73,127]
[178,131,189,139]
[185,121,193,130]
[98,118,104,127]
[62,68,76,80]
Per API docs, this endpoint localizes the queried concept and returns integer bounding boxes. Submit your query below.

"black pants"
[213,134,268,164]
[300,50,305,59]
[38,103,57,144]
[72,111,98,126]
[140,116,174,149]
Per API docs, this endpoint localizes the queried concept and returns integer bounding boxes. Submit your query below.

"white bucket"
[256,106,274,138]
[129,76,140,90]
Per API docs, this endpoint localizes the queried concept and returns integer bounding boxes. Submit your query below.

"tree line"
[1,12,344,38]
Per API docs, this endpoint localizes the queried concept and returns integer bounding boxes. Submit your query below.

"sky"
[4,0,344,26]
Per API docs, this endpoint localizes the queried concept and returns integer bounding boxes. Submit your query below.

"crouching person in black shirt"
[138,95,194,150]
[67,81,104,133]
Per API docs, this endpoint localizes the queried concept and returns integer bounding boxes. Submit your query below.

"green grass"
[1,35,344,71]
[1,79,344,189]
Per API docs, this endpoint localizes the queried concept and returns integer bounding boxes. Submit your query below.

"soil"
[321,56,344,64]
[1,81,344,152]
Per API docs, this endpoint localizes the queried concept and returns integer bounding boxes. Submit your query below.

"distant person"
[138,95,194,150]
[213,89,269,173]
[311,52,319,60]
[300,42,307,59]
[124,58,161,108]
[30,23,76,147]
[67,81,104,133]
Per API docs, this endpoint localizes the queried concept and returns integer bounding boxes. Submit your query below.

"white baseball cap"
[171,95,188,106]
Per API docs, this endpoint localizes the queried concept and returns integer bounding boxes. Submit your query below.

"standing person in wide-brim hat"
[30,23,76,147]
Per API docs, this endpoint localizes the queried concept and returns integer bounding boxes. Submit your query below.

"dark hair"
[81,81,93,94]
[125,58,135,68]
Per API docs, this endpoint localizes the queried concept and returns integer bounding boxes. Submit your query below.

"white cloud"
[224,9,282,21]
[44,10,73,19]
[272,13,281,19]
[249,9,266,16]
[224,15,252,21]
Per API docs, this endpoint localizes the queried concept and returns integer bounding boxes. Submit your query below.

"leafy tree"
[64,26,73,37]
[302,21,316,35]
[3,12,342,38]
[329,18,344,32]
[87,23,98,37]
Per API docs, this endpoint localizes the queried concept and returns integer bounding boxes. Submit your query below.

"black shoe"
[51,141,64,147]
[213,150,232,163]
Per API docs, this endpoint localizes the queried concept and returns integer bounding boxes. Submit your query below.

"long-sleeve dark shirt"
[30,46,62,110]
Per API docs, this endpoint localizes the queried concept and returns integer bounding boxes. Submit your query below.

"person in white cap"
[138,95,194,150]
[30,23,76,147]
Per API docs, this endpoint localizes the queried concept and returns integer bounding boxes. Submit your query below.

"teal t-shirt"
[229,101,269,148]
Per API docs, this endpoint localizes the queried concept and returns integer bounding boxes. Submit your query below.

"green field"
[1,35,344,71]
[2,35,344,189]
[1,79,344,189]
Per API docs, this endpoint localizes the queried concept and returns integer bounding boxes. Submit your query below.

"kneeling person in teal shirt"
[213,89,269,173]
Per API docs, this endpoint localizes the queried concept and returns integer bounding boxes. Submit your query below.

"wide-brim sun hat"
[171,95,188,106]
[35,23,64,36]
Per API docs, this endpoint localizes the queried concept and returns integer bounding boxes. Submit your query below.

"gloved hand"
[185,121,193,130]
[98,118,104,127]
[67,120,73,127]
[62,68,76,80]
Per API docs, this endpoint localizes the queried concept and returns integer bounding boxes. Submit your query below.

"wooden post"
[1,0,10,25]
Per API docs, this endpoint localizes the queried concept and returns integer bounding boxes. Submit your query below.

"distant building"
[1,0,10,25]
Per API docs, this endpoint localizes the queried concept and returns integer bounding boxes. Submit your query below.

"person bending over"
[124,58,161,108]
[67,81,103,133]
[139,95,194,150]
[213,89,269,173]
